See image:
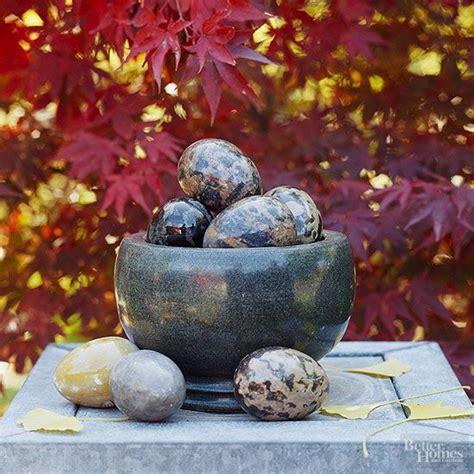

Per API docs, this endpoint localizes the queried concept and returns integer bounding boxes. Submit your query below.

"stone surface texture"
[146,198,212,247]
[203,196,297,248]
[234,347,329,420]
[54,337,138,408]
[114,231,355,378]
[1,342,472,473]
[177,139,262,213]
[110,350,186,421]
[265,186,323,244]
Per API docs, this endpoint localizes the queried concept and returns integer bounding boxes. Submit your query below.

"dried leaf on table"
[17,408,83,433]
[321,385,470,421]
[321,403,381,420]
[342,359,411,377]
[363,391,473,458]
[403,402,474,420]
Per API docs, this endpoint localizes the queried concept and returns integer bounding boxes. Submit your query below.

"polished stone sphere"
[110,350,186,422]
[203,196,297,248]
[146,198,212,247]
[265,186,322,244]
[54,337,139,408]
[177,139,262,213]
[234,347,329,420]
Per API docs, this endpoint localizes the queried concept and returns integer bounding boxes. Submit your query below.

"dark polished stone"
[265,186,323,244]
[146,198,212,247]
[203,196,297,248]
[177,139,262,213]
[115,230,355,412]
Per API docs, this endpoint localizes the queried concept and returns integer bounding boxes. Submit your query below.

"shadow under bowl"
[114,231,355,412]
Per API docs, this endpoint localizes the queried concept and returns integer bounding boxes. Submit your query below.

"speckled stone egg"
[203,196,297,248]
[265,186,323,243]
[54,337,139,408]
[234,347,329,420]
[146,198,212,247]
[110,350,186,422]
[177,139,262,213]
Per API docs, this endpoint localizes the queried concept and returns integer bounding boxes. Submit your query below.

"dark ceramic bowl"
[115,231,355,412]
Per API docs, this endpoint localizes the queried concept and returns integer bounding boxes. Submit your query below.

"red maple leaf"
[183,27,267,122]
[87,0,136,57]
[137,130,183,165]
[404,185,456,242]
[228,30,273,64]
[184,53,258,123]
[56,131,129,180]
[409,276,452,326]
[372,180,413,211]
[226,0,268,22]
[335,0,375,23]
[0,23,29,74]
[101,172,149,217]
[94,90,149,140]
[194,9,236,71]
[130,8,191,90]
[340,26,385,60]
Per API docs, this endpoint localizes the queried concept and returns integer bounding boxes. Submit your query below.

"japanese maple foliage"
[0,1,472,391]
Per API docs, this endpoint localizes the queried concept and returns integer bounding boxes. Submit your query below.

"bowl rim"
[121,230,348,253]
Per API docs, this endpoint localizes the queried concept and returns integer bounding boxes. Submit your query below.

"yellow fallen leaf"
[17,408,83,433]
[322,403,381,420]
[363,419,408,459]
[322,385,471,421]
[363,387,473,458]
[344,359,411,377]
[403,402,474,421]
[407,49,443,76]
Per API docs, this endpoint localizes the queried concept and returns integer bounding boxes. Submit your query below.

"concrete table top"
[0,341,472,473]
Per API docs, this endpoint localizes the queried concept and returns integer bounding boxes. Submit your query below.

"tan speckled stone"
[54,337,138,408]
[234,347,329,420]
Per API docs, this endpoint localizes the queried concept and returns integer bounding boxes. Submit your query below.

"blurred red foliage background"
[0,1,472,391]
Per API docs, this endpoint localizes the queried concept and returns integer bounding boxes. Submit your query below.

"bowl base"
[183,375,242,413]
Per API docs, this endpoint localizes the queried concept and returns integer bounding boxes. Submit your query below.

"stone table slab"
[0,342,472,473]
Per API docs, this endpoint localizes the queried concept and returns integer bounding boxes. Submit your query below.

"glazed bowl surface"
[115,231,355,378]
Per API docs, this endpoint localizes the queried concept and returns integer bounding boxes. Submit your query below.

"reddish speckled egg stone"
[203,196,297,248]
[265,186,323,244]
[177,139,262,213]
[234,347,329,420]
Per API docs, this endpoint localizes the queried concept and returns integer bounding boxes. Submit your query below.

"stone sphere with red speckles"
[203,196,297,248]
[234,347,329,420]
[265,186,323,244]
[178,139,262,214]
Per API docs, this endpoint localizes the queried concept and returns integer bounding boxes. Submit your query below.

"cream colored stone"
[54,337,138,408]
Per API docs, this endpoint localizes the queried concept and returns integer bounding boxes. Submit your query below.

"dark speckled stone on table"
[234,347,329,420]
[146,198,212,247]
[177,139,262,213]
[115,230,355,412]
[203,196,297,248]
[265,186,323,244]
